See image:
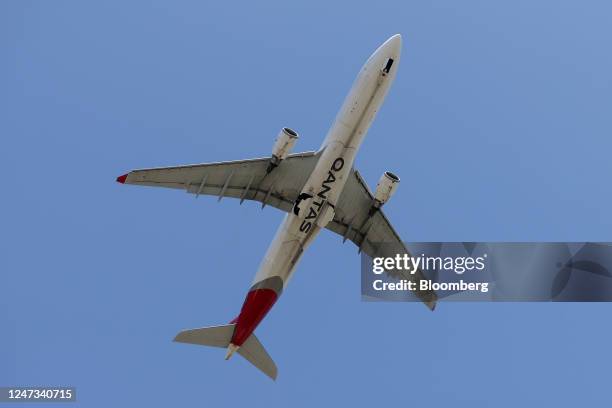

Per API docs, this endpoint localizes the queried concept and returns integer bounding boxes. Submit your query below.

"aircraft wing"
[326,169,437,310]
[118,154,436,309]
[117,151,319,212]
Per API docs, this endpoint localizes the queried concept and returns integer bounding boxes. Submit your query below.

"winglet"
[116,173,128,184]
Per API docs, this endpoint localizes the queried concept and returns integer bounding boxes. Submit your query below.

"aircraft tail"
[174,324,278,380]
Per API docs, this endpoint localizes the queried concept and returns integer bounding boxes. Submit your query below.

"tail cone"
[225,343,239,360]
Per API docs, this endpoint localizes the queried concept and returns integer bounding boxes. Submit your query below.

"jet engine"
[267,127,299,173]
[373,171,400,209]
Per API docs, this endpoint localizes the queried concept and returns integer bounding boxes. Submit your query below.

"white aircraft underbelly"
[118,34,413,380]
[253,35,401,288]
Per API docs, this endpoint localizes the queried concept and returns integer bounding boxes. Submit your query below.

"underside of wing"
[327,169,437,310]
[117,151,319,213]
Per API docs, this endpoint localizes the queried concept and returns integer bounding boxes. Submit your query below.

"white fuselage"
[252,35,402,289]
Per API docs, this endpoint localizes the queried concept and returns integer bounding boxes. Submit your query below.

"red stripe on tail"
[231,289,278,346]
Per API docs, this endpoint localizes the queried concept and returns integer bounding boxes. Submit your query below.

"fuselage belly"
[231,35,402,348]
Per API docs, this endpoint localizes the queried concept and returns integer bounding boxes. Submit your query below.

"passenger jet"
[117,34,436,380]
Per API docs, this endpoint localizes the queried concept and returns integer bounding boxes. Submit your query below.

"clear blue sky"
[2,1,612,406]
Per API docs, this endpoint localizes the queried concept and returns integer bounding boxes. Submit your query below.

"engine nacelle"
[268,127,298,172]
[374,171,400,206]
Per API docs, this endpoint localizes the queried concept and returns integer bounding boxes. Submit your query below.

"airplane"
[116,34,436,380]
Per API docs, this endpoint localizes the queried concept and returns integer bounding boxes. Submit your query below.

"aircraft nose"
[365,34,402,76]
[371,34,402,63]
[385,34,402,55]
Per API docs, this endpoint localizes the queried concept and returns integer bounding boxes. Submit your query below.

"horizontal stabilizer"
[174,324,235,348]
[174,324,278,380]
[238,333,278,380]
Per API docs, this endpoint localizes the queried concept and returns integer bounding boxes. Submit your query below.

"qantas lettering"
[299,158,344,233]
